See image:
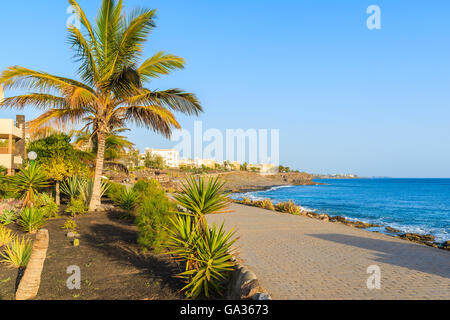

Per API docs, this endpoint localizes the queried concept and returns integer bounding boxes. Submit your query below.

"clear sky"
[0,0,449,178]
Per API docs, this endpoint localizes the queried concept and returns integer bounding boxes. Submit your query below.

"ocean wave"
[264,185,294,192]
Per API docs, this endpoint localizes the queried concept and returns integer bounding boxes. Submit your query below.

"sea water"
[232,179,450,242]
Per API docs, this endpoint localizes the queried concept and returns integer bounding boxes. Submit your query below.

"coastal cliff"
[218,171,319,193]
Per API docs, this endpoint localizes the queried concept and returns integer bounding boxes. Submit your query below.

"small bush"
[65,197,87,216]
[275,201,300,215]
[61,218,77,231]
[0,209,18,225]
[242,197,252,205]
[0,225,15,247]
[36,193,59,218]
[135,190,175,253]
[254,199,275,211]
[0,236,33,268]
[133,179,162,198]
[17,207,47,233]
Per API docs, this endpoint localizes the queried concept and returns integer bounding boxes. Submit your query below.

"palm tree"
[0,0,202,211]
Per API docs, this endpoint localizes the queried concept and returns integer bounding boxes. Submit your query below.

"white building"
[0,116,26,175]
[144,148,180,168]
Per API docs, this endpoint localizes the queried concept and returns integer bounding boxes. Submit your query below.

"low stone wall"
[227,260,271,300]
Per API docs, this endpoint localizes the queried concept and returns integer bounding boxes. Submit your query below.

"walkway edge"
[227,260,272,300]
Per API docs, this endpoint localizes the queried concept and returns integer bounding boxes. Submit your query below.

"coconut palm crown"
[0,0,203,211]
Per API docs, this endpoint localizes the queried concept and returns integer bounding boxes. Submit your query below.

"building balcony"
[0,119,22,139]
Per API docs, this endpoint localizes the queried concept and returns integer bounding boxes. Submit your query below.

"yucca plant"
[166,215,199,271]
[0,225,15,247]
[17,207,47,233]
[0,209,18,225]
[174,176,231,232]
[60,176,83,199]
[78,178,110,206]
[7,162,50,208]
[166,215,236,298]
[0,236,33,268]
[118,188,139,218]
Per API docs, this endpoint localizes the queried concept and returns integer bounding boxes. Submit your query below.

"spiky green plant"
[78,178,110,206]
[166,215,236,298]
[17,207,47,233]
[0,236,33,268]
[118,188,139,218]
[0,225,15,247]
[0,0,203,212]
[0,209,18,225]
[7,162,50,207]
[60,176,83,199]
[174,176,231,232]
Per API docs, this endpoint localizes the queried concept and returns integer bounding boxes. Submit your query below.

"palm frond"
[138,51,185,81]
[127,88,203,116]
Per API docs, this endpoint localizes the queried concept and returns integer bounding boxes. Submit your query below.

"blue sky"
[0,0,449,177]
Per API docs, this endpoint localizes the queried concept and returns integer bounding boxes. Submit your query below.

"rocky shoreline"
[233,198,450,251]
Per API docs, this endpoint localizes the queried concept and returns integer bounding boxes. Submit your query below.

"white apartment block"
[144,148,180,168]
[0,116,26,175]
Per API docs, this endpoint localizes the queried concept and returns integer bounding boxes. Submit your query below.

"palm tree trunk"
[88,130,106,211]
[55,181,60,206]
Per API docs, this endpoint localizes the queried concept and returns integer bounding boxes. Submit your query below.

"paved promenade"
[207,203,450,300]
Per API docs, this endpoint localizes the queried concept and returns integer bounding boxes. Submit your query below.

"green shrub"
[254,199,275,211]
[166,215,236,298]
[35,193,59,218]
[0,236,33,268]
[0,209,18,225]
[17,208,47,233]
[135,190,175,253]
[61,218,77,231]
[65,197,88,216]
[107,182,127,204]
[275,201,300,215]
[133,179,162,197]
